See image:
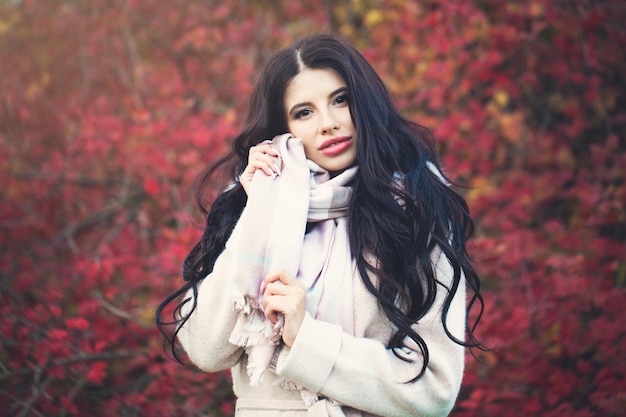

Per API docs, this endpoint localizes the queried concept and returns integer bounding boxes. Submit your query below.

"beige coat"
[178,237,466,417]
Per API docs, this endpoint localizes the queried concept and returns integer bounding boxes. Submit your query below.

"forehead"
[284,68,346,105]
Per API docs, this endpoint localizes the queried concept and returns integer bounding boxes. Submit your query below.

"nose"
[319,109,340,134]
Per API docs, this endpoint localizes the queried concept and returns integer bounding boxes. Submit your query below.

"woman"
[157,33,484,417]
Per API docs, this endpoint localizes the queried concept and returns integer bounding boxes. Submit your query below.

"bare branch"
[57,188,147,243]
[0,350,147,383]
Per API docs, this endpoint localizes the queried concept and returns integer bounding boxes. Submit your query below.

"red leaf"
[144,178,160,196]
[66,317,90,331]
[87,361,107,384]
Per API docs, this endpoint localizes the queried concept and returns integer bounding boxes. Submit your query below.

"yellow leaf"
[530,2,545,18]
[466,176,496,204]
[365,9,384,27]
[25,73,50,100]
[499,111,525,143]
[0,20,11,35]
[493,90,509,108]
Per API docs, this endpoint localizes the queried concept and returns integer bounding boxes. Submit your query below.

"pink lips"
[319,136,352,156]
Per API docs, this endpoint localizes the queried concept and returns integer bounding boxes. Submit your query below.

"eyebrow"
[288,86,348,116]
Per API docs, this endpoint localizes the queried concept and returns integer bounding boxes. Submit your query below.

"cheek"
[288,122,314,144]
[300,139,318,160]
[338,108,355,128]
[287,120,305,139]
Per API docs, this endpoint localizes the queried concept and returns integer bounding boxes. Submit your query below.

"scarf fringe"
[229,296,282,347]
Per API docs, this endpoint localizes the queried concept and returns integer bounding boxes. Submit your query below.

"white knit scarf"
[226,134,357,404]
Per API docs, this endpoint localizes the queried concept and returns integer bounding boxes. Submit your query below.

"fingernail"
[271,172,278,180]
[273,163,281,175]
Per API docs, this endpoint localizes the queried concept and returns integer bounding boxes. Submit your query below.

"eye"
[334,93,349,105]
[294,108,312,119]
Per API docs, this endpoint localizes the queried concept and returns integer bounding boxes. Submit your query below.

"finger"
[249,143,279,158]
[262,295,283,324]
[248,149,277,162]
[241,157,279,181]
[263,270,300,288]
[262,295,306,347]
[249,158,278,177]
[263,281,305,297]
[250,151,281,175]
[250,146,280,173]
[263,304,280,324]
[263,296,301,321]
[239,155,280,196]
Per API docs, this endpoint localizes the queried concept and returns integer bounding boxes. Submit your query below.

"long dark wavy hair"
[157,33,485,381]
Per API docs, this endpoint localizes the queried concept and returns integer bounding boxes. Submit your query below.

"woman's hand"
[261,270,306,348]
[240,141,281,196]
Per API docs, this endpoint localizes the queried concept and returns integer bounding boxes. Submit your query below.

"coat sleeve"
[274,248,467,417]
[176,235,245,373]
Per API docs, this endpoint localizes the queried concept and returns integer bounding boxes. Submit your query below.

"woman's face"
[283,68,357,175]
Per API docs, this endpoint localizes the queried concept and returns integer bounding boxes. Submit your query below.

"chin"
[323,160,357,176]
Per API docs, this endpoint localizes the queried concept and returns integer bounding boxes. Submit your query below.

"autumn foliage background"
[1,0,625,416]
